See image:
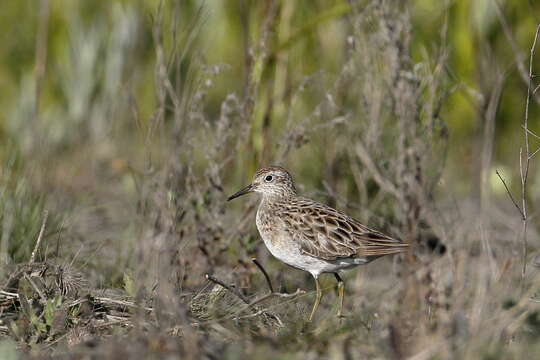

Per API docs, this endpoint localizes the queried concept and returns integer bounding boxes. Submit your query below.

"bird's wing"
[280,197,408,261]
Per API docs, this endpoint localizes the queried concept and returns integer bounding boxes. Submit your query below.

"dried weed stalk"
[496,24,540,290]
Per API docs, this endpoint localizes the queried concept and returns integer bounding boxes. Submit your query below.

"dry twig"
[205,259,305,321]
[518,24,540,287]
[496,24,540,290]
[251,258,274,293]
[205,274,250,304]
[495,170,524,218]
[93,296,153,312]
[30,210,49,263]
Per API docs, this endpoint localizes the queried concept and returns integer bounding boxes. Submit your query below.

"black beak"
[227,184,253,201]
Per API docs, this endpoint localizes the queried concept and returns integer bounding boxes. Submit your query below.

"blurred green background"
[1,0,539,195]
[1,1,540,357]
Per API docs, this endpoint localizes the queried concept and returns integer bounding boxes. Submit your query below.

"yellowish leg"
[335,273,345,318]
[308,276,322,322]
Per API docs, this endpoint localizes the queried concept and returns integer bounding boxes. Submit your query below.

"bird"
[227,166,408,321]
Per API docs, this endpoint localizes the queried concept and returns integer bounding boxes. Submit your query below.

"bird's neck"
[260,193,291,206]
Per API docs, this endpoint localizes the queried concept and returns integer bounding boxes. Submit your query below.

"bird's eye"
[264,175,273,182]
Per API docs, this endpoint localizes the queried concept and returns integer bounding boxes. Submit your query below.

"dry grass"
[1,1,540,359]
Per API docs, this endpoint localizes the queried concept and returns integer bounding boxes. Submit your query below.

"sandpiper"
[228,166,408,321]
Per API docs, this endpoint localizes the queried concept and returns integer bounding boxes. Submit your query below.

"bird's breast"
[256,209,298,258]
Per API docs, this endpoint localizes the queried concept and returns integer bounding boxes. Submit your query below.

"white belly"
[255,213,367,277]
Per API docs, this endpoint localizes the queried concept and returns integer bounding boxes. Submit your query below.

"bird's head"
[227,166,297,201]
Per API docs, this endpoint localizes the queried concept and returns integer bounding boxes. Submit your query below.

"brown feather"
[277,197,408,261]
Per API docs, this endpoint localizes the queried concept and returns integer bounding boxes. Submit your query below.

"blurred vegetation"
[1,0,539,190]
[1,0,540,358]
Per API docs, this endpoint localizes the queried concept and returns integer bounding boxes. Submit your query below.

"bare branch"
[93,297,154,312]
[495,170,524,219]
[519,147,525,190]
[233,288,305,322]
[242,288,304,310]
[522,125,540,140]
[0,290,19,298]
[517,23,540,289]
[251,258,274,293]
[30,210,49,263]
[528,147,540,160]
[205,274,249,304]
[205,270,305,322]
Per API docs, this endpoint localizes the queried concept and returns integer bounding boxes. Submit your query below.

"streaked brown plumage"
[228,166,408,321]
